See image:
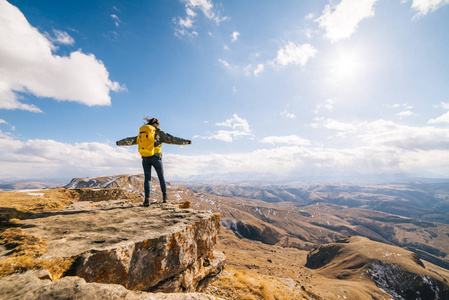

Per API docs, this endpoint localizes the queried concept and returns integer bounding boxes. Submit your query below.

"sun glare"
[329,51,363,82]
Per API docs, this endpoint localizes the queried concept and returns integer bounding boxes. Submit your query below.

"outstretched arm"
[159,131,191,145]
[116,136,137,146]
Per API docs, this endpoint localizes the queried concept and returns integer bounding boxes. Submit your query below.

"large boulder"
[9,199,225,293]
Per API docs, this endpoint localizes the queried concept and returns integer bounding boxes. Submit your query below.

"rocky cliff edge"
[0,196,225,299]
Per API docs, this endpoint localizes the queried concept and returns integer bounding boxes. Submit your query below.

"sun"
[329,50,363,82]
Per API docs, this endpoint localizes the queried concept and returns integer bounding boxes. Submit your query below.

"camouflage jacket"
[116,124,190,158]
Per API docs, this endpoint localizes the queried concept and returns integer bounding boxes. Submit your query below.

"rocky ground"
[0,188,225,299]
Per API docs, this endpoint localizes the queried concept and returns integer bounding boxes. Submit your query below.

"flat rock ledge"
[3,200,225,297]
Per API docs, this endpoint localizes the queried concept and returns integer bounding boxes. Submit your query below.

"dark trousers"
[142,156,167,199]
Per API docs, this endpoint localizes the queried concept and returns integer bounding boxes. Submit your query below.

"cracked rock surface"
[6,199,225,296]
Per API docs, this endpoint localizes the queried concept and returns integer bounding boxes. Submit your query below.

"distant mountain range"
[64,175,449,271]
[0,180,64,191]
[184,181,449,224]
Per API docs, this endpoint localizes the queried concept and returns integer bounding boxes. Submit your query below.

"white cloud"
[186,7,197,17]
[396,110,414,119]
[198,130,249,142]
[179,17,194,28]
[385,103,415,119]
[242,43,315,77]
[316,0,377,42]
[231,31,240,43]
[305,13,315,20]
[165,143,449,180]
[429,112,449,124]
[0,119,8,125]
[281,110,296,119]
[0,129,14,139]
[49,30,75,45]
[0,137,141,180]
[313,99,336,114]
[173,119,449,180]
[111,14,121,27]
[411,0,449,17]
[260,135,310,146]
[360,120,449,150]
[3,134,448,181]
[316,118,449,150]
[322,118,358,135]
[3,118,449,181]
[218,59,231,69]
[243,63,266,77]
[385,103,413,110]
[428,102,449,123]
[216,114,250,132]
[254,64,264,76]
[174,0,228,38]
[195,114,251,142]
[274,42,317,66]
[187,0,214,19]
[0,1,125,112]
[432,102,449,109]
[304,28,314,38]
[233,86,237,94]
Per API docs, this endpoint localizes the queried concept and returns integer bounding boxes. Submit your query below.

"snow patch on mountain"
[369,261,442,300]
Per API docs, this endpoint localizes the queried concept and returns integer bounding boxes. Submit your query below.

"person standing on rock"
[116,117,191,206]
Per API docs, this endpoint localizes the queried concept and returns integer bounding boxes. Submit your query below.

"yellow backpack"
[137,124,156,157]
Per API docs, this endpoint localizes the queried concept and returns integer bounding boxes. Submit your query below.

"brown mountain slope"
[306,236,449,299]
[169,187,449,270]
[208,226,449,299]
[207,227,449,299]
[178,188,449,269]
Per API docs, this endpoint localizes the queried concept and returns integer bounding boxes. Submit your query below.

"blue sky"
[1,0,449,183]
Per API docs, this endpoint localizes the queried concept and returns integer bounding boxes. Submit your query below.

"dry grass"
[0,189,74,224]
[0,227,47,257]
[208,267,308,300]
[0,226,74,279]
[0,189,78,278]
[179,201,191,209]
[0,255,74,279]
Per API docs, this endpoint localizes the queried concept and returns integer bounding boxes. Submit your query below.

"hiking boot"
[143,198,150,207]
[162,195,168,203]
